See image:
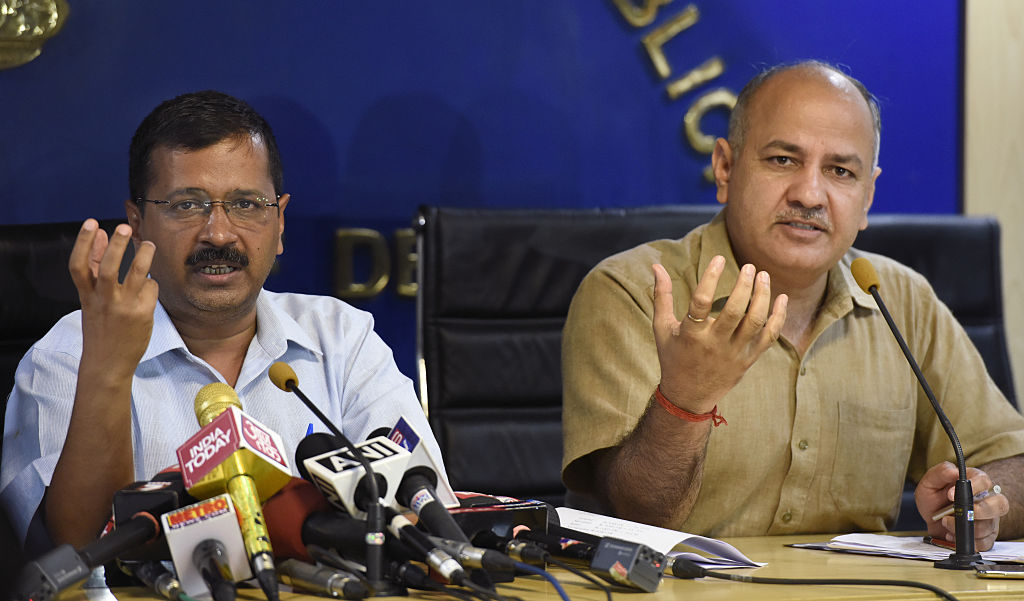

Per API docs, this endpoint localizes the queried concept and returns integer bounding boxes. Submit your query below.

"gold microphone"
[188,383,286,601]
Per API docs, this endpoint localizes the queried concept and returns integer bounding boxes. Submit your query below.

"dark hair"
[128,90,283,201]
[727,60,881,167]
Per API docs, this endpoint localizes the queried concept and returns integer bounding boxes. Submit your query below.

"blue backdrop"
[0,1,961,379]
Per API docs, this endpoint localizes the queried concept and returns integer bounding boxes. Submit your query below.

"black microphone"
[278,559,369,600]
[851,257,987,570]
[269,361,399,596]
[472,528,665,592]
[262,478,417,566]
[383,417,468,543]
[192,539,237,601]
[13,470,194,601]
[14,512,162,601]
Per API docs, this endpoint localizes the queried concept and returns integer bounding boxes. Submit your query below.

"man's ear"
[125,199,143,246]
[859,166,882,231]
[711,138,734,205]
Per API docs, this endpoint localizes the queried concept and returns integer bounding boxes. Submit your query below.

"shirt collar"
[139,290,323,364]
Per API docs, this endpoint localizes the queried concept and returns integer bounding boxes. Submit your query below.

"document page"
[556,507,763,569]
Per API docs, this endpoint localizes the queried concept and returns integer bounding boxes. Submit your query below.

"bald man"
[561,61,1024,551]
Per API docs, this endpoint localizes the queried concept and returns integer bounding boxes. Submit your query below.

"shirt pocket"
[828,402,915,522]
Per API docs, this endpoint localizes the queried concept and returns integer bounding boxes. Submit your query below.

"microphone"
[13,470,194,601]
[297,434,411,519]
[278,559,369,600]
[270,362,401,596]
[14,512,162,601]
[385,417,465,542]
[851,257,986,570]
[112,468,196,561]
[472,528,666,592]
[177,382,291,600]
[262,478,418,567]
[192,539,237,601]
[161,493,249,597]
[118,560,184,601]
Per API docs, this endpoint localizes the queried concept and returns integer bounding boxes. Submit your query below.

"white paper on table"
[555,507,763,570]
[828,533,1024,562]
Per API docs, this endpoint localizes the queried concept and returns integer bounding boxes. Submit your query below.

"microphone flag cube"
[388,416,459,508]
[303,436,411,519]
[162,493,251,596]
[176,405,291,501]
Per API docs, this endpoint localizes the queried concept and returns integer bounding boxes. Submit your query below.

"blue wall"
[0,1,961,379]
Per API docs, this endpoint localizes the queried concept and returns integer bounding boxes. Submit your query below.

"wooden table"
[55,533,1024,601]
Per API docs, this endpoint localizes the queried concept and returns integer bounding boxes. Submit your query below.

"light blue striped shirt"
[1,289,446,546]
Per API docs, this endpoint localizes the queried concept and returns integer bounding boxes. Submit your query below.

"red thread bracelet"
[654,386,727,426]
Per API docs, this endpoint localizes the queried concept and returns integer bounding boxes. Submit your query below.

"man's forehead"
[744,69,876,154]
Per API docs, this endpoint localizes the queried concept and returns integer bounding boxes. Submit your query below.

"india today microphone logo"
[177,406,291,501]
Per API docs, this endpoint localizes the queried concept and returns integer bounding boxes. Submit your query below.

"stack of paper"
[825,533,1024,562]
[555,507,763,569]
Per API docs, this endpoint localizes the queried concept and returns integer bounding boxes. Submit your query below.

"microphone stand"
[865,283,987,569]
[279,375,404,595]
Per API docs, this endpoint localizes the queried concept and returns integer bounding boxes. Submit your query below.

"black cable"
[542,555,613,601]
[671,557,960,601]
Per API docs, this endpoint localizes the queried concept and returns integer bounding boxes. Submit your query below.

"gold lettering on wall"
[683,87,737,154]
[334,228,390,299]
[612,2,736,180]
[394,228,418,297]
[611,0,673,28]
[641,4,698,80]
[666,56,724,100]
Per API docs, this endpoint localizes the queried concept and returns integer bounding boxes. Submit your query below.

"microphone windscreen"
[263,478,330,561]
[295,432,346,481]
[193,382,241,426]
[366,427,391,440]
[269,361,298,391]
[850,257,880,293]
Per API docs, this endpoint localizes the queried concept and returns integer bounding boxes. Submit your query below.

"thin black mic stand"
[863,280,986,569]
[272,364,402,595]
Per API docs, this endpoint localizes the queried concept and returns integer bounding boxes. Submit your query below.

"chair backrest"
[415,205,1016,506]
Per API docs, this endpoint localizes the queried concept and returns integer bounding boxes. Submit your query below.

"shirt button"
[781,511,793,523]
[798,439,809,450]
[799,366,807,376]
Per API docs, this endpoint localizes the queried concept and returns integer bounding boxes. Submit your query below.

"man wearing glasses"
[0,91,447,550]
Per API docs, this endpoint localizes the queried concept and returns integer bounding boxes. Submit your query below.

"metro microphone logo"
[163,495,231,530]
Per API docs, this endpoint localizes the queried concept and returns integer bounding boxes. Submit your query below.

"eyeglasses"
[134,195,280,227]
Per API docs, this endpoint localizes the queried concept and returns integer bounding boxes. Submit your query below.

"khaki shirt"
[562,212,1024,537]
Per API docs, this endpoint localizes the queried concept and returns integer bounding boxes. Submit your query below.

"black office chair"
[0,218,130,577]
[415,204,1016,532]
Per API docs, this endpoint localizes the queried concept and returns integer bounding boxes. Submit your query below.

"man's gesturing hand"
[68,219,159,374]
[652,256,787,414]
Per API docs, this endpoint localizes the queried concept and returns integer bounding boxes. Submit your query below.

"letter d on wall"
[334,228,390,299]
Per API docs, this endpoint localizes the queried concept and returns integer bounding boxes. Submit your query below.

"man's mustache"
[775,208,830,231]
[186,247,250,267]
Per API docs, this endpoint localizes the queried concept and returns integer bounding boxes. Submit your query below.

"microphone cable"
[670,557,961,601]
[541,555,613,601]
[512,562,570,601]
